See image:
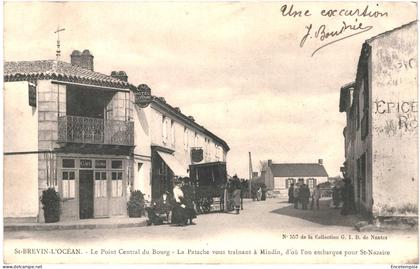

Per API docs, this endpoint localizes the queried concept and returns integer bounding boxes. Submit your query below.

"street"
[4,197,418,264]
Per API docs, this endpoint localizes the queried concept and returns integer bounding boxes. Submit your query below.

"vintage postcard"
[2,1,418,266]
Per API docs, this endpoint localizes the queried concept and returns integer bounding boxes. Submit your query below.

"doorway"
[79,170,94,219]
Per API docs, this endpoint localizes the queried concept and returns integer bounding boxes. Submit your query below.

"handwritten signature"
[300,20,373,56]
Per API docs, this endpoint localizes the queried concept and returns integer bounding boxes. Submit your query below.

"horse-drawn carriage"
[189,161,228,214]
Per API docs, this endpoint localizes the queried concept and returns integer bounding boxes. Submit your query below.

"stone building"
[132,93,230,201]
[4,50,229,222]
[339,21,418,221]
[4,51,135,222]
[261,159,328,197]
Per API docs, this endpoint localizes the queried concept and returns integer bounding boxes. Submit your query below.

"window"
[194,133,198,147]
[358,154,367,202]
[112,160,123,169]
[171,120,175,146]
[184,127,189,151]
[162,116,168,144]
[62,171,75,198]
[62,159,75,168]
[285,178,295,188]
[307,178,316,189]
[361,75,369,140]
[112,171,123,197]
[95,171,107,197]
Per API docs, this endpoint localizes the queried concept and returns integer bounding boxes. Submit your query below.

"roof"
[339,82,355,112]
[151,96,230,151]
[366,20,417,44]
[4,60,133,89]
[270,163,328,178]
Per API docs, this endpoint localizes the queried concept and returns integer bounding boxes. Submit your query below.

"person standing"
[231,175,242,214]
[172,178,187,226]
[293,184,300,209]
[288,183,295,203]
[310,185,321,210]
[300,184,310,210]
[341,178,356,215]
[182,177,197,225]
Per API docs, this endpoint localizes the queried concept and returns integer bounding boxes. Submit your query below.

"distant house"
[262,159,329,196]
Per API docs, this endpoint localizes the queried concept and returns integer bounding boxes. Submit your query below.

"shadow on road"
[270,199,361,227]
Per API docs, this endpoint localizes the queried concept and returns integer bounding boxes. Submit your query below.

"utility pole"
[248,152,253,198]
[54,26,65,61]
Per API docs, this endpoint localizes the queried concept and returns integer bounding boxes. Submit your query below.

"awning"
[157,151,189,177]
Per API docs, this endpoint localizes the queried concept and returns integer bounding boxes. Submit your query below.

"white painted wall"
[132,101,228,198]
[4,81,39,219]
[370,22,418,216]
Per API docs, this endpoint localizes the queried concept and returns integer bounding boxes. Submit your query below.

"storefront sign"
[28,82,36,107]
[80,159,92,168]
[135,84,152,108]
[95,160,107,169]
[191,148,204,163]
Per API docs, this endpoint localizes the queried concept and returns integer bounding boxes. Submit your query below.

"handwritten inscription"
[280,4,389,56]
[300,20,373,56]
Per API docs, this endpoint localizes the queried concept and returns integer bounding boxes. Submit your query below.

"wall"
[273,176,328,190]
[132,101,227,199]
[4,81,39,220]
[370,22,418,217]
[133,100,153,201]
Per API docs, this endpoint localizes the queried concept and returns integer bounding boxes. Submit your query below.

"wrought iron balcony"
[58,116,134,146]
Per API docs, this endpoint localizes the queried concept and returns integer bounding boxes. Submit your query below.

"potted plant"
[127,190,145,218]
[40,188,61,223]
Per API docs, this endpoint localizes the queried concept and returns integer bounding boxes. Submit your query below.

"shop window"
[112,160,123,169]
[62,171,75,198]
[95,171,107,197]
[112,171,123,197]
[62,159,75,168]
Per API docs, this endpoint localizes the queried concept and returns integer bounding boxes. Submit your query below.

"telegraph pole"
[248,152,253,198]
[54,26,65,60]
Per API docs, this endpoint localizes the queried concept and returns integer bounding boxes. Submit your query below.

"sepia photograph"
[2,1,419,266]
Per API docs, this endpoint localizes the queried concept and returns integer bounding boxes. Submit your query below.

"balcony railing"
[58,116,134,146]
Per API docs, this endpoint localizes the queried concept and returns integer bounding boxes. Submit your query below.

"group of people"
[147,177,197,227]
[288,183,321,210]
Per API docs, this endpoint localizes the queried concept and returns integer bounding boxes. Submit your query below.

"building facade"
[4,50,229,222]
[339,21,418,221]
[132,94,229,202]
[262,159,328,197]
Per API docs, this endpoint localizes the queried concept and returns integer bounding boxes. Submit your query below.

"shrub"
[127,190,145,218]
[40,188,61,223]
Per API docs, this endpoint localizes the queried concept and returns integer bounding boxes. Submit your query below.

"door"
[79,170,94,219]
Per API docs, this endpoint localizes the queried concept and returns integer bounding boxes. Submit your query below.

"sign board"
[28,82,36,107]
[135,84,152,108]
[80,159,92,168]
[191,148,204,163]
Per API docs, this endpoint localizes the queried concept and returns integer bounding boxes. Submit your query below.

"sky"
[4,1,417,178]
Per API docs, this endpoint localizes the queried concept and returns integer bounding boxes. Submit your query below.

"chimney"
[70,49,94,71]
[188,116,195,122]
[318,159,323,165]
[174,107,181,113]
[111,71,128,82]
[267,159,272,167]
